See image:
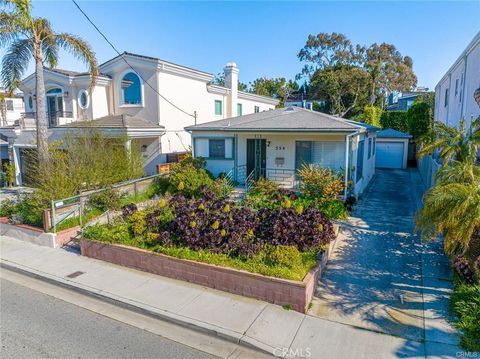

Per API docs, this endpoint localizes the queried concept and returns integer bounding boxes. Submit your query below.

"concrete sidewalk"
[0,236,431,358]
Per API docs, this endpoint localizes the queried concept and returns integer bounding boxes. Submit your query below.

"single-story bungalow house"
[185,107,379,196]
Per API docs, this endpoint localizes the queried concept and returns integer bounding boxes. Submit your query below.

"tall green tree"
[250,77,298,107]
[0,0,98,164]
[297,33,417,113]
[364,43,417,106]
[309,65,369,117]
[211,73,248,92]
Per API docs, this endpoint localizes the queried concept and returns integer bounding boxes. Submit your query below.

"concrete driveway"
[309,169,460,356]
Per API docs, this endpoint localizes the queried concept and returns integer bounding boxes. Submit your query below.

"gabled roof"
[56,114,164,129]
[377,128,412,138]
[185,107,365,132]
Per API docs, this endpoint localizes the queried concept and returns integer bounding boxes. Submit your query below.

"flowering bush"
[297,164,344,203]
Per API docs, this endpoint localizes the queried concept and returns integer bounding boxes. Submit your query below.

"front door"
[47,96,57,126]
[246,139,266,180]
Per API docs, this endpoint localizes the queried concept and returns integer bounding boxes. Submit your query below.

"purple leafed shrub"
[256,206,334,251]
[122,203,138,219]
[454,255,475,284]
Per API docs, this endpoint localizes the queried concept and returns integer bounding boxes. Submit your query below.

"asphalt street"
[0,278,216,359]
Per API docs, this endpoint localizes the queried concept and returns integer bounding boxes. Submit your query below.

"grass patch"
[450,279,480,352]
[119,187,156,206]
[82,223,319,281]
[53,208,103,232]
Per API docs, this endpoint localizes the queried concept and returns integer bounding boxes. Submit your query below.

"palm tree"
[416,166,480,255]
[418,117,480,164]
[0,0,98,163]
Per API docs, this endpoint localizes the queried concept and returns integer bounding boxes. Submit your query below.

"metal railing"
[221,168,235,197]
[50,173,166,233]
[22,111,74,119]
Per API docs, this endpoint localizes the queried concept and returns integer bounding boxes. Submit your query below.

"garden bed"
[80,223,339,313]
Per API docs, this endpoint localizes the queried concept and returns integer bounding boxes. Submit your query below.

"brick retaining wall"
[80,224,339,313]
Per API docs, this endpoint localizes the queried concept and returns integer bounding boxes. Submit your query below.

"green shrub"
[89,189,121,212]
[127,211,147,237]
[4,162,16,186]
[168,161,214,198]
[320,200,348,220]
[15,194,44,227]
[0,198,17,217]
[380,111,408,132]
[151,176,170,195]
[450,282,480,352]
[362,105,382,127]
[245,178,295,209]
[407,102,431,140]
[297,164,344,203]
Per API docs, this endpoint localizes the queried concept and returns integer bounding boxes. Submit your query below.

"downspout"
[344,131,358,198]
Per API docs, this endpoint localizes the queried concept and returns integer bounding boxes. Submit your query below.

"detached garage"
[375,129,412,169]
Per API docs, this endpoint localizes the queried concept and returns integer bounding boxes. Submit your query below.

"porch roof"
[55,114,165,130]
[185,107,365,133]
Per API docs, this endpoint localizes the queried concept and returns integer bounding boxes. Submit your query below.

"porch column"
[12,146,22,186]
[124,139,132,157]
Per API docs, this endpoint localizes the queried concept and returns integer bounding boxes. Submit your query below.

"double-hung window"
[215,100,222,115]
[254,105,260,113]
[237,103,243,116]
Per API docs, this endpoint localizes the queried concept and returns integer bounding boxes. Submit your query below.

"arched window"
[120,72,142,105]
[78,89,89,109]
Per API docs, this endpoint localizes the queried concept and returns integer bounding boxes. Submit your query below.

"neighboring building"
[0,89,24,126]
[186,107,378,196]
[285,91,326,111]
[434,31,480,128]
[0,52,278,184]
[386,88,430,111]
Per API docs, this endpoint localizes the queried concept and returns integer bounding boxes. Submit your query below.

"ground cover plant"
[83,185,336,281]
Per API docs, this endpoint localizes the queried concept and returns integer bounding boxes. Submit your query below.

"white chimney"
[224,62,239,117]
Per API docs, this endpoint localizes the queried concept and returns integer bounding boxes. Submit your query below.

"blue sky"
[6,1,480,89]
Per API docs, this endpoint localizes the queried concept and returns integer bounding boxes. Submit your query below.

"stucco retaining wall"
[80,224,339,313]
[0,217,79,248]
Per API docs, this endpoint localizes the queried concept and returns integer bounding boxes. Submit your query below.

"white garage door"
[376,142,404,169]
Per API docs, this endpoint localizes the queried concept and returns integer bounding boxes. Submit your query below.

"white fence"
[417,155,441,189]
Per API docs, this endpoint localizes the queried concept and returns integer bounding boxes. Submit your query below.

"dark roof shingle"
[56,114,164,129]
[185,107,364,132]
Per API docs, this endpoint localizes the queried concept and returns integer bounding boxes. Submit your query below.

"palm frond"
[55,33,98,88]
[1,37,32,91]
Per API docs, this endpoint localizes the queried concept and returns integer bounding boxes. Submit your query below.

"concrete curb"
[0,260,274,357]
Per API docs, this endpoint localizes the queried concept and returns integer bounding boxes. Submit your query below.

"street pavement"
[0,278,215,359]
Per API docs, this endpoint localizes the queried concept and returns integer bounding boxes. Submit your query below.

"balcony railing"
[21,111,73,119]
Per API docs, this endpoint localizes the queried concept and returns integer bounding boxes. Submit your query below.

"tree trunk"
[35,52,49,164]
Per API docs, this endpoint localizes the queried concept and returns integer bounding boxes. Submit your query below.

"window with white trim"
[6,100,13,111]
[120,72,142,105]
[295,141,345,171]
[78,89,89,109]
[214,100,222,115]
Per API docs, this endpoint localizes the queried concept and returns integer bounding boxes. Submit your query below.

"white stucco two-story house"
[0,52,278,185]
[434,31,480,128]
